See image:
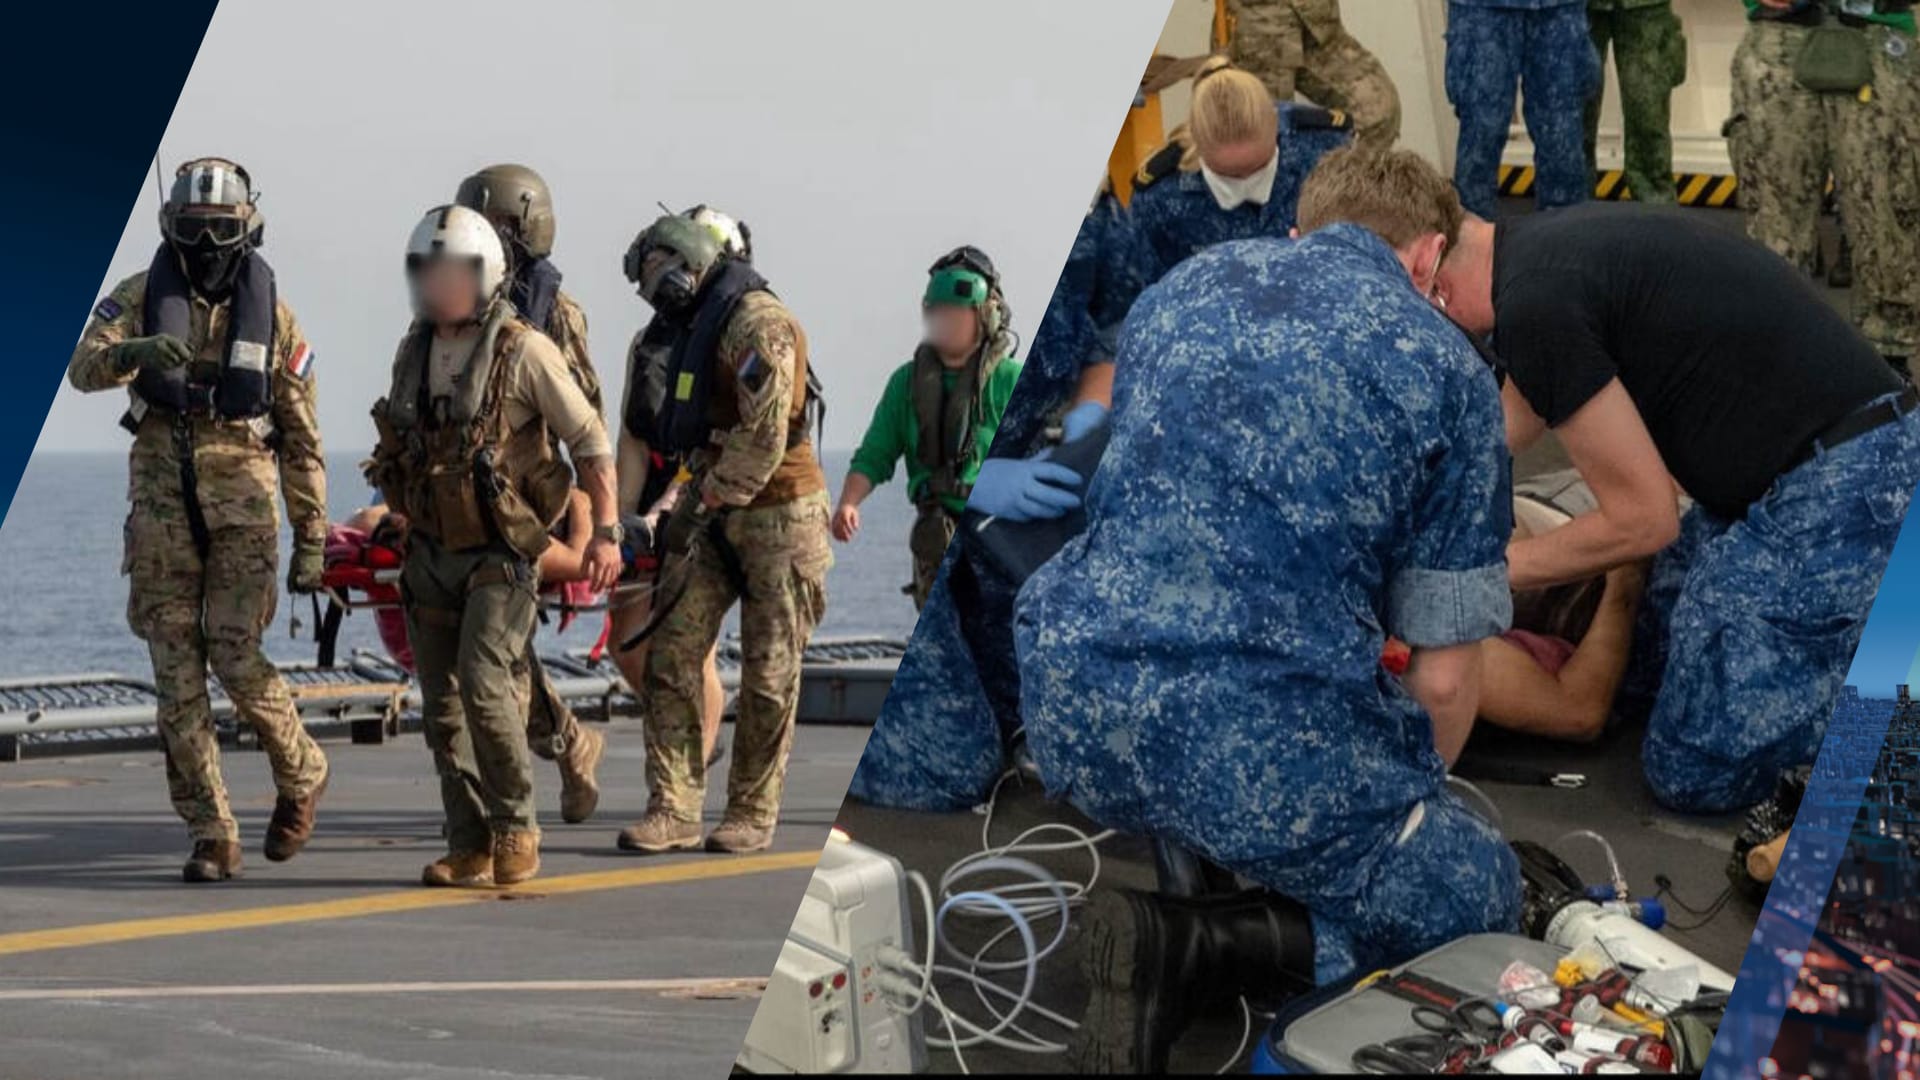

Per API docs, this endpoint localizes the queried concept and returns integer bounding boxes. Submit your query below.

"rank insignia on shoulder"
[93,297,123,321]
[287,342,314,378]
[1133,140,1184,189]
[1286,104,1351,132]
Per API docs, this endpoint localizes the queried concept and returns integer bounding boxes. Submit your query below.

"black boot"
[1071,887,1313,1074]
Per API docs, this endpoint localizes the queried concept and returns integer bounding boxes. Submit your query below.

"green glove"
[287,544,326,595]
[113,334,194,375]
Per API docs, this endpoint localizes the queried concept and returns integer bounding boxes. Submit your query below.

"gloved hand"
[662,493,717,558]
[113,334,194,375]
[1060,400,1109,444]
[968,454,1084,522]
[287,543,325,595]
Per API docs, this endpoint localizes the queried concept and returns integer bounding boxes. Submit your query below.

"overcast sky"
[33,0,1169,454]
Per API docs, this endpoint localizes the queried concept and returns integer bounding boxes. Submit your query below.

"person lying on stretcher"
[1385,482,1649,743]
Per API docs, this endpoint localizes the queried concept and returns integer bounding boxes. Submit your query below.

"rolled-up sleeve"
[1387,364,1513,648]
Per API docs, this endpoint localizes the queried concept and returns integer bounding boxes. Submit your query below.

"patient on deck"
[1476,486,1647,742]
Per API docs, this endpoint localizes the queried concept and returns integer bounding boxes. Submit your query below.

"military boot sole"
[558,730,605,825]
[1070,890,1164,1074]
[421,864,495,888]
[616,828,704,854]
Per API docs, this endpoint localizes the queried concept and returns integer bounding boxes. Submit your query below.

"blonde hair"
[1295,145,1464,251]
[1186,58,1277,166]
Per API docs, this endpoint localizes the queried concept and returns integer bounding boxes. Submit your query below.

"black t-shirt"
[1492,204,1901,519]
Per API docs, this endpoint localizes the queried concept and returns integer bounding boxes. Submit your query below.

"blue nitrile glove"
[969,454,1084,522]
[1061,400,1109,444]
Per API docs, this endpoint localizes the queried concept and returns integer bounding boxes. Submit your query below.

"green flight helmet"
[925,265,990,308]
[455,163,555,259]
[623,213,725,285]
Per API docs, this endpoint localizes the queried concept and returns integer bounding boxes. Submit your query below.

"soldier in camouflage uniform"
[1446,0,1603,216]
[1728,0,1920,366]
[454,163,607,824]
[1104,64,1354,321]
[1226,0,1403,150]
[68,158,329,883]
[616,215,831,856]
[1018,150,1519,1072]
[368,206,622,889]
[1583,0,1686,203]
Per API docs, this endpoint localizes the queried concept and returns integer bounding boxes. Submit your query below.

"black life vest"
[622,317,680,448]
[135,242,275,418]
[911,344,988,505]
[510,255,563,333]
[633,259,770,456]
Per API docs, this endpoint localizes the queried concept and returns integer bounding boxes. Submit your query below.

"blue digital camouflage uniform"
[1015,226,1521,983]
[1102,103,1354,321]
[846,200,1122,811]
[1625,404,1920,813]
[1446,0,1603,216]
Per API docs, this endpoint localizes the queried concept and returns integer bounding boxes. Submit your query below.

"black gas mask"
[166,211,252,297]
[626,242,700,318]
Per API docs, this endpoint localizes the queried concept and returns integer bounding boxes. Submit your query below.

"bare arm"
[1502,379,1547,456]
[1404,641,1483,766]
[1074,359,1115,410]
[537,490,594,582]
[1507,379,1679,590]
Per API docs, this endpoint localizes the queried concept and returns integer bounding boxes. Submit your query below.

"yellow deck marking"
[0,849,819,958]
[0,977,769,1001]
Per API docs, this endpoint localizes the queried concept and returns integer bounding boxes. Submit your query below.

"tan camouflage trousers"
[1228,0,1403,150]
[644,493,831,826]
[1729,19,1920,356]
[125,515,327,843]
[403,536,539,854]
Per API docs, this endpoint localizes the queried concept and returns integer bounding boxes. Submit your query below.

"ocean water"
[0,449,920,678]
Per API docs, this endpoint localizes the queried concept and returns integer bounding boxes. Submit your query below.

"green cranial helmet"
[455,163,555,258]
[925,265,990,308]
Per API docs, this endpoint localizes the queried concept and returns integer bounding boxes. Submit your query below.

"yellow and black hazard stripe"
[1496,165,1740,208]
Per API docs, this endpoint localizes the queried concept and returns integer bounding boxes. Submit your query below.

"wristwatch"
[592,522,626,545]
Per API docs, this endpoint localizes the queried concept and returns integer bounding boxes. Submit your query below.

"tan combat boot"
[265,770,328,862]
[616,810,703,854]
[183,839,243,883]
[493,829,542,885]
[705,816,775,854]
[557,726,605,825]
[421,850,494,888]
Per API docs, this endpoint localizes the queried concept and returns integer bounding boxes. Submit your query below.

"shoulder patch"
[1284,104,1351,132]
[287,342,315,379]
[1133,140,1185,189]
[93,297,123,321]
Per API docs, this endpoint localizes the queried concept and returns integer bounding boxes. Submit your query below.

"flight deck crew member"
[1227,0,1403,150]
[69,157,330,884]
[832,249,1024,609]
[1446,0,1603,216]
[1432,201,1920,812]
[846,196,1120,812]
[454,163,607,824]
[615,213,831,857]
[367,205,621,889]
[1102,59,1354,321]
[1017,147,1519,1074]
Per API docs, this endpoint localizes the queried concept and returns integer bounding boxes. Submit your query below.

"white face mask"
[1200,150,1279,211]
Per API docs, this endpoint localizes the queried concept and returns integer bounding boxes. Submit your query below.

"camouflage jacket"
[68,271,327,543]
[693,290,826,508]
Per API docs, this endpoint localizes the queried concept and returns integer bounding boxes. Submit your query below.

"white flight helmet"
[405,204,507,317]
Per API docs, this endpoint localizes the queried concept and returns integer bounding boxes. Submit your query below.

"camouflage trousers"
[1729,19,1920,357]
[1583,1,1684,203]
[1628,404,1920,812]
[126,516,327,843]
[1229,0,1403,150]
[644,492,830,826]
[402,536,539,853]
[1445,1,1602,216]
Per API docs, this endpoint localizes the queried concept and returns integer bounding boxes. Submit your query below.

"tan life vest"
[365,301,574,560]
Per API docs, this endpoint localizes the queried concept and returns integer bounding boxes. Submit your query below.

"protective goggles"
[166,211,251,248]
[924,266,989,308]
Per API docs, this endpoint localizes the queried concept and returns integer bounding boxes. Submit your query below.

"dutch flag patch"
[287,342,315,379]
